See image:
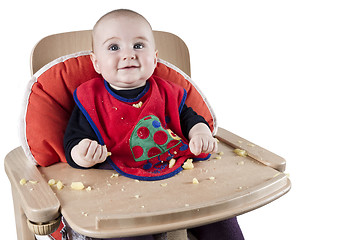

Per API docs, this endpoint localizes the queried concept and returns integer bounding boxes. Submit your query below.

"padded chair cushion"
[21,51,217,166]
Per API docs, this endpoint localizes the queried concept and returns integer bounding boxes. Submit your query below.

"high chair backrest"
[31,30,191,76]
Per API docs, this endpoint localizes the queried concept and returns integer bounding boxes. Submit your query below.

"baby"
[64,9,218,180]
[63,9,244,240]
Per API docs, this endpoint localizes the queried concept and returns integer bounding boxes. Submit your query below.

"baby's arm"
[188,123,218,156]
[71,139,108,168]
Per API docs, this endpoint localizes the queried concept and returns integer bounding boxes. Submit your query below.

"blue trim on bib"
[193,154,212,161]
[107,158,184,181]
[179,89,187,114]
[73,89,105,145]
[104,80,150,103]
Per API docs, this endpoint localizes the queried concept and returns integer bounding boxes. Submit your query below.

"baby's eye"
[134,43,144,49]
[108,44,120,51]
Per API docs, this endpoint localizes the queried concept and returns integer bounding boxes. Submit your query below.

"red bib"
[74,76,209,180]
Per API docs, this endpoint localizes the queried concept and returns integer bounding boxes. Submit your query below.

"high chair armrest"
[216,127,286,172]
[4,147,60,223]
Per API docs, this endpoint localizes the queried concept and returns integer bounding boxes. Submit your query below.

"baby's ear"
[154,50,158,65]
[90,52,101,74]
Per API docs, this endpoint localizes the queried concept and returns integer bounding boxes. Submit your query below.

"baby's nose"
[122,55,136,60]
[122,50,136,61]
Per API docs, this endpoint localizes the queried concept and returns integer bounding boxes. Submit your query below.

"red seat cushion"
[21,52,216,166]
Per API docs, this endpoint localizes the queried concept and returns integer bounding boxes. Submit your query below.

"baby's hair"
[94,9,152,31]
[92,9,153,51]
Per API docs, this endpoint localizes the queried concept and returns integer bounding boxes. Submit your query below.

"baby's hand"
[188,123,218,156]
[189,134,218,156]
[71,139,108,168]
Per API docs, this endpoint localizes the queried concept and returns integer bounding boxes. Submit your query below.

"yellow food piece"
[48,179,56,186]
[20,178,27,185]
[86,186,92,192]
[132,101,143,108]
[209,176,215,180]
[169,158,176,168]
[71,182,85,190]
[192,178,199,184]
[29,180,38,184]
[107,152,112,157]
[234,148,247,157]
[110,173,119,178]
[183,159,194,170]
[56,181,64,190]
[160,183,168,187]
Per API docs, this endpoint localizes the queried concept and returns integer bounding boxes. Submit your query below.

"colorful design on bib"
[130,115,184,163]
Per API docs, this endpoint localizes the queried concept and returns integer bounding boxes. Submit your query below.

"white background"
[1,0,360,239]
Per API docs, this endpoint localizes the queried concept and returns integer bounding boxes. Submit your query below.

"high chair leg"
[154,229,188,240]
[12,187,36,240]
[166,229,187,240]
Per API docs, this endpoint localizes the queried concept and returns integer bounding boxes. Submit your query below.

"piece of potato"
[20,178,27,185]
[192,178,199,184]
[183,159,194,170]
[169,158,176,168]
[48,179,56,186]
[234,148,247,157]
[71,182,85,190]
[56,181,64,190]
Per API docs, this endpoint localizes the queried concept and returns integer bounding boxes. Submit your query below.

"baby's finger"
[201,139,209,153]
[209,139,218,153]
[202,138,218,154]
[189,139,201,156]
[85,141,99,160]
[212,140,219,153]
[77,139,92,154]
[206,143,214,153]
[98,145,108,163]
[92,144,103,162]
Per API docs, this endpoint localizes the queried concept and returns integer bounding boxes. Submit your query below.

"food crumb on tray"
[234,148,247,157]
[192,178,199,184]
[57,180,64,190]
[71,182,85,190]
[19,178,27,185]
[48,179,56,186]
[183,159,194,170]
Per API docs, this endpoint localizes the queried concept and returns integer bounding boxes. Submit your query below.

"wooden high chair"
[4,30,291,240]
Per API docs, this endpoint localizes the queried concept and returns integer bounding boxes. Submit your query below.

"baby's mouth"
[118,65,139,70]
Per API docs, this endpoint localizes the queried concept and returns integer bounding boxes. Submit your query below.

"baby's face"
[91,15,158,89]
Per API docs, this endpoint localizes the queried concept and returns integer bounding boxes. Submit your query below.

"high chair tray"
[6,127,290,238]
